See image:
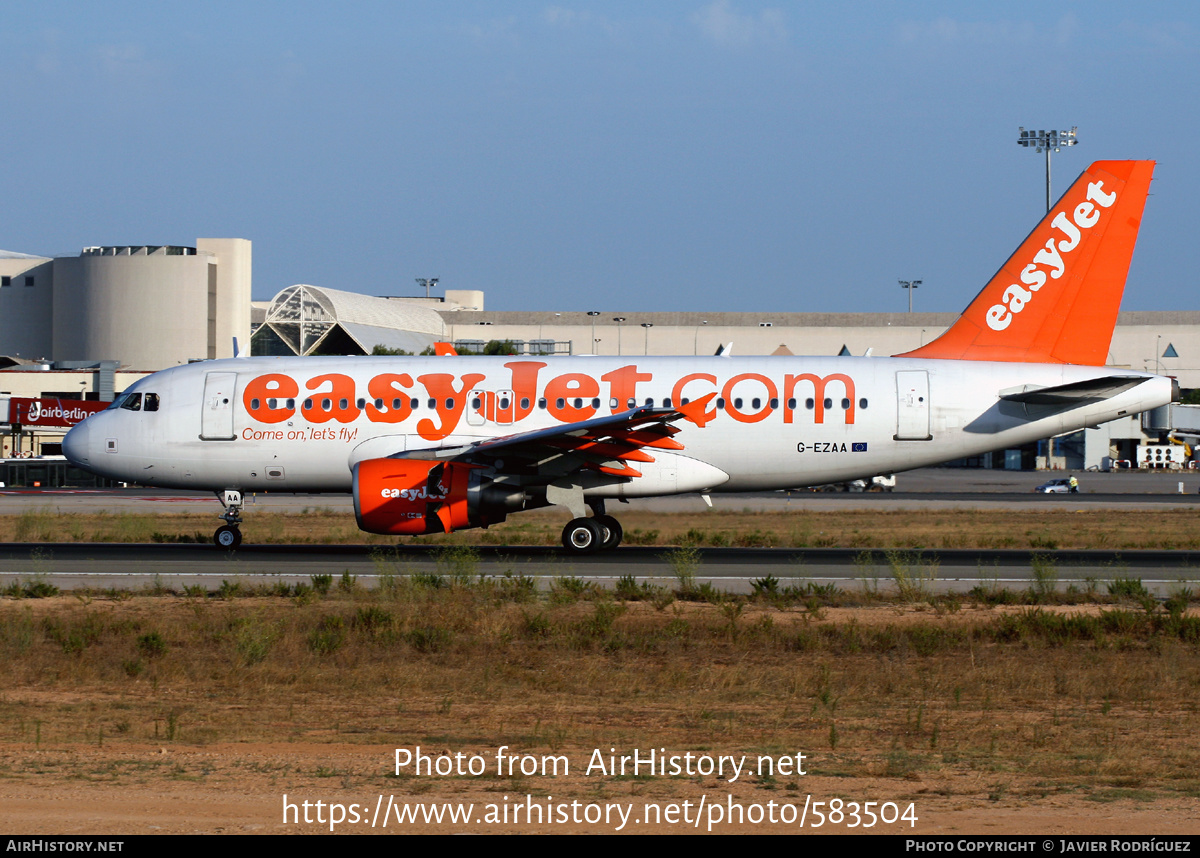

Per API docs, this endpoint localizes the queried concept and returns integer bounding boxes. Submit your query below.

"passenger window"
[841,398,850,409]
[375,398,384,409]
[823,398,832,409]
[251,398,261,411]
[663,399,671,407]
[716,398,725,409]
[499,397,510,409]
[734,398,743,409]
[356,398,366,409]
[520,398,530,410]
[805,398,815,410]
[769,398,778,409]
[339,398,349,410]
[538,398,547,409]
[303,398,313,410]
[266,398,277,410]
[787,398,796,409]
[120,393,142,412]
[144,393,159,412]
[859,398,868,409]
[322,398,333,411]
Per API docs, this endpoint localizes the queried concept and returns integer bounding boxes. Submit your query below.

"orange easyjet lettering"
[783,373,855,425]
[239,366,858,437]
[243,374,299,424]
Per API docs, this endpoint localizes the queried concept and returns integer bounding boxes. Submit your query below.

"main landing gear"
[214,489,244,549]
[560,501,623,555]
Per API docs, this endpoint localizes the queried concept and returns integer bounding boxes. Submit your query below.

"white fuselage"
[63,355,1173,497]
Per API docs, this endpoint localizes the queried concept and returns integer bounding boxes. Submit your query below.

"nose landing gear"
[214,489,244,549]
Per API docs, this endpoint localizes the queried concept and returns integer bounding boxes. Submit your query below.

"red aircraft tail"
[897,160,1155,365]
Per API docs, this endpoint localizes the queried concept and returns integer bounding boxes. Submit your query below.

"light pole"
[613,317,626,355]
[694,319,707,355]
[587,311,600,354]
[899,280,921,313]
[415,277,439,298]
[1156,334,1162,374]
[1018,127,1077,212]
[641,322,653,355]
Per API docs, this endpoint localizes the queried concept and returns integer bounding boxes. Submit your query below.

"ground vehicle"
[1035,478,1077,494]
[63,161,1168,551]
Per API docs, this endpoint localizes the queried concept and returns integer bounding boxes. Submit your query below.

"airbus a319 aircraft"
[64,160,1174,552]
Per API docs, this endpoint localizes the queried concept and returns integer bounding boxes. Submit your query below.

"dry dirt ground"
[1,743,1198,835]
[3,594,1200,835]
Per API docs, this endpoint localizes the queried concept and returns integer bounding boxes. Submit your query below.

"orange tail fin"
[897,160,1155,365]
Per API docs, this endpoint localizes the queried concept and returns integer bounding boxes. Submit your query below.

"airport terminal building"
[0,240,251,369]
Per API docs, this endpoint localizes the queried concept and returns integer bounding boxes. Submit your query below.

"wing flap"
[390,394,715,482]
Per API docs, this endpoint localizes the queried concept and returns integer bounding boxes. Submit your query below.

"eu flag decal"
[851,442,868,453]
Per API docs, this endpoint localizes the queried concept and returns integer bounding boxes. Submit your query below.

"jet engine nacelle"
[353,458,523,535]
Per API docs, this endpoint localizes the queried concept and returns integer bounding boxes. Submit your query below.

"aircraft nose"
[63,420,91,466]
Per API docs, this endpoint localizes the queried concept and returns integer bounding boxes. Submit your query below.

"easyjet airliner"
[63,161,1174,551]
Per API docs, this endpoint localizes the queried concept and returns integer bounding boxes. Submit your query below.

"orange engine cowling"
[353,458,475,535]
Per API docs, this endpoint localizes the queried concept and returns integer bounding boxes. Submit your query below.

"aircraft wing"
[392,394,715,480]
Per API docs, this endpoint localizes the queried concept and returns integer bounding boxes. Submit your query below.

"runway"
[2,469,1199,594]
[2,466,1199,514]
[1,542,1197,596]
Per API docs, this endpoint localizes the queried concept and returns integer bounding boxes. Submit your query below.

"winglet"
[433,342,458,356]
[678,392,717,427]
[896,160,1155,365]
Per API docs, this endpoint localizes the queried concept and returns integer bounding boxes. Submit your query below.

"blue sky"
[2,2,1197,312]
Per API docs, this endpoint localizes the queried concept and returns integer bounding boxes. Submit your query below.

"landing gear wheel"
[214,525,242,549]
[562,517,604,554]
[595,514,623,550]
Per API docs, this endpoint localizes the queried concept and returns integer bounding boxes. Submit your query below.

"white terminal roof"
[259,284,447,355]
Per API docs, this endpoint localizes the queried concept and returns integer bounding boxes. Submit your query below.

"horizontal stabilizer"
[999,375,1146,405]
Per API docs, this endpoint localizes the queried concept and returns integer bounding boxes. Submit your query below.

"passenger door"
[200,372,237,440]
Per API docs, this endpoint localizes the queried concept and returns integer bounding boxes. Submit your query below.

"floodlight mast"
[1018,127,1077,212]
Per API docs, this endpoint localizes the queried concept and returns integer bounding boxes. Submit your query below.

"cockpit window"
[120,393,142,412]
[143,393,160,412]
[107,392,131,411]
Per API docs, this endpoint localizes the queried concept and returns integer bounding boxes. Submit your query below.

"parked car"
[1035,477,1077,494]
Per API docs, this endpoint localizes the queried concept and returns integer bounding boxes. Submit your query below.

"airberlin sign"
[986,178,1119,332]
[241,362,858,442]
[8,398,108,427]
